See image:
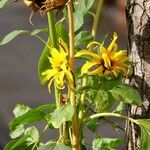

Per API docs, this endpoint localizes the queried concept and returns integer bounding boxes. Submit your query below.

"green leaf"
[136,119,150,134]
[36,103,56,112]
[24,126,39,143]
[113,102,125,113]
[50,104,74,128]
[9,109,46,131]
[75,31,93,48]
[10,125,25,139]
[10,104,31,139]
[4,135,29,150]
[110,84,142,106]
[30,28,48,36]
[94,90,109,112]
[4,140,18,150]
[86,118,99,132]
[0,30,29,45]
[13,104,31,118]
[38,38,51,85]
[55,22,69,44]
[140,127,150,150]
[0,0,9,9]
[92,136,122,150]
[73,0,95,31]
[38,142,71,150]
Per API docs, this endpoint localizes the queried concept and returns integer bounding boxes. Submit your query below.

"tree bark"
[126,0,150,149]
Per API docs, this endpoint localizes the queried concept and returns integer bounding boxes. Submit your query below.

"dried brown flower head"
[23,0,68,13]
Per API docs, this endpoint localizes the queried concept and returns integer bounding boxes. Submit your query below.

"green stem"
[67,1,79,150]
[78,78,87,128]
[47,12,57,47]
[83,112,138,125]
[47,11,60,108]
[47,11,62,138]
[78,0,104,128]
[92,0,103,37]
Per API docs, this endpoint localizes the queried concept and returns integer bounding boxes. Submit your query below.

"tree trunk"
[126,0,150,149]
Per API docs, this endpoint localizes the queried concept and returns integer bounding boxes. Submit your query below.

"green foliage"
[5,104,56,150]
[4,135,29,150]
[94,90,109,112]
[73,0,95,31]
[113,102,125,113]
[10,125,25,139]
[13,104,31,117]
[50,104,74,128]
[37,142,71,150]
[75,31,93,49]
[10,109,46,131]
[0,0,9,9]
[0,28,48,46]
[38,38,51,85]
[55,22,69,44]
[10,104,55,133]
[0,30,29,45]
[132,119,150,150]
[136,119,150,134]
[92,136,122,150]
[110,84,142,106]
[24,126,39,143]
[86,118,99,132]
[140,127,150,150]
[1,0,149,149]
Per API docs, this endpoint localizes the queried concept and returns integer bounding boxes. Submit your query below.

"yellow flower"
[75,33,128,76]
[42,39,73,92]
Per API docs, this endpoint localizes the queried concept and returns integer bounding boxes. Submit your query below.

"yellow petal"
[81,61,99,74]
[102,53,111,68]
[75,50,101,61]
[42,69,57,81]
[88,65,103,75]
[48,77,54,93]
[112,50,127,61]
[107,32,118,52]
[87,41,101,49]
[59,38,68,54]
[99,45,107,53]
[50,48,61,59]
[54,71,65,89]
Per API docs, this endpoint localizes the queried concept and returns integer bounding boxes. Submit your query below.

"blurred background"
[0,0,127,149]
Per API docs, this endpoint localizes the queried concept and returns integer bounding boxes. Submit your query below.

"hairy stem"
[67,1,79,150]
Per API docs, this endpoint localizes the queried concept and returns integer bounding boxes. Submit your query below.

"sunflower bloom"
[75,33,129,76]
[42,39,73,92]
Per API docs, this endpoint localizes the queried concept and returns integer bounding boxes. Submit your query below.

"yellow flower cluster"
[42,39,73,92]
[75,33,128,76]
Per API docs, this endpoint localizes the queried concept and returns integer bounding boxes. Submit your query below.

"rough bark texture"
[126,0,150,149]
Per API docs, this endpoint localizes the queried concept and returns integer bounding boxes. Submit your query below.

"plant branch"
[67,1,79,150]
[47,11,62,138]
[84,112,138,126]
[92,0,103,37]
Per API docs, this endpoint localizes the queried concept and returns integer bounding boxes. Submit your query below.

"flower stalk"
[92,0,103,37]
[67,1,79,149]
